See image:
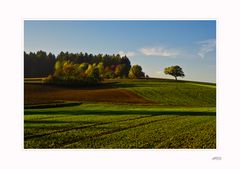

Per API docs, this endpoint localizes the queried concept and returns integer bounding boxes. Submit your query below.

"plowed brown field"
[24,84,151,105]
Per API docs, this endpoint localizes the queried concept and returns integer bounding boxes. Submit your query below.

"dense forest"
[24,51,56,77]
[25,51,131,77]
[24,51,145,83]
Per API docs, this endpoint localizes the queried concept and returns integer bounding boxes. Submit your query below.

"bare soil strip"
[24,84,151,105]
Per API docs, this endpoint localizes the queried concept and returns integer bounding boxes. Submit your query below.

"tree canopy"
[24,51,132,78]
[56,51,131,70]
[164,65,185,80]
[25,50,147,86]
[24,51,56,77]
[128,65,145,79]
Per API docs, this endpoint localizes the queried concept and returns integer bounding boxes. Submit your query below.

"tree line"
[24,51,55,77]
[25,50,185,83]
[25,51,146,85]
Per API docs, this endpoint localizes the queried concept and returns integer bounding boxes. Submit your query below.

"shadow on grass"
[24,120,94,125]
[25,80,190,90]
[107,81,216,89]
[24,102,82,109]
[25,78,216,90]
[24,109,216,117]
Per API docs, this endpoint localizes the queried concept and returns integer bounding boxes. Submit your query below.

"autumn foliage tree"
[44,61,101,86]
[128,65,145,79]
[25,50,146,86]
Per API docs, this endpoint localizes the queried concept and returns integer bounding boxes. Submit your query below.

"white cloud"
[139,46,179,57]
[118,50,135,57]
[197,39,216,58]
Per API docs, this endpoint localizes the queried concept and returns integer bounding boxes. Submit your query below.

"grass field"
[24,78,216,149]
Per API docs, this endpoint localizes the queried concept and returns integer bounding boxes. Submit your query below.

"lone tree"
[164,65,185,80]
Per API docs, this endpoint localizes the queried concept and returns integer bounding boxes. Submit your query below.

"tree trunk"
[175,76,177,80]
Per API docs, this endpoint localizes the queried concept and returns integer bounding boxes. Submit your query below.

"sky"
[24,20,216,82]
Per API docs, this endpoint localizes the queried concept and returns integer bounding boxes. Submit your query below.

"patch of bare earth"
[24,84,151,105]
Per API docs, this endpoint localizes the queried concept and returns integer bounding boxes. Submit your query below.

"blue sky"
[24,20,216,82]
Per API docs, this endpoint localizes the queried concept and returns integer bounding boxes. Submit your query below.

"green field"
[24,79,216,149]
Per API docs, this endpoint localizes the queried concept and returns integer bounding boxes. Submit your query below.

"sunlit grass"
[24,79,216,148]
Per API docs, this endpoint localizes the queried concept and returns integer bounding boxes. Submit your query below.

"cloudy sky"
[24,20,216,82]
